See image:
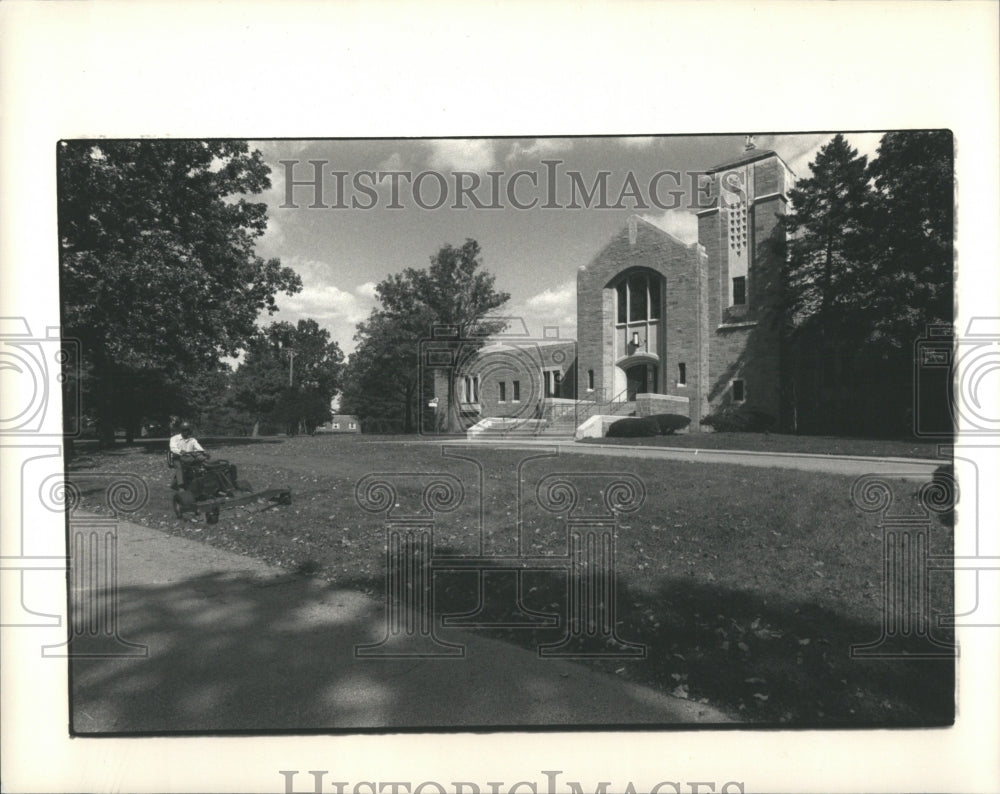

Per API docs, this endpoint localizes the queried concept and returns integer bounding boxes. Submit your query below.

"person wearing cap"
[170,422,209,487]
[170,421,207,457]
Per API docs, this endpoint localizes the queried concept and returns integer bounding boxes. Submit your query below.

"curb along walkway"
[444,438,944,477]
[71,518,734,733]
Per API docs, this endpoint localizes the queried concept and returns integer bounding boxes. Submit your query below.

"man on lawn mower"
[169,422,237,494]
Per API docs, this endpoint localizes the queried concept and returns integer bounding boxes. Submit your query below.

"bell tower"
[695,142,796,422]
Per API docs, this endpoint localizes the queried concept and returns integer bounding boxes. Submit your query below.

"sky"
[249,132,886,356]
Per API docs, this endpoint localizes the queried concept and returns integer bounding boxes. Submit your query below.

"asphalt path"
[70,518,734,733]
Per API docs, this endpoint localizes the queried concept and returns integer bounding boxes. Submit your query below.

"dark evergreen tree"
[865,130,954,349]
[780,131,954,436]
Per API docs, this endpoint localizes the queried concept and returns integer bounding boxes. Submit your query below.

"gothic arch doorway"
[625,362,657,400]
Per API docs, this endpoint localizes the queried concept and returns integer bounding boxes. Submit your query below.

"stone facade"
[438,147,793,435]
[696,150,792,423]
[433,339,576,429]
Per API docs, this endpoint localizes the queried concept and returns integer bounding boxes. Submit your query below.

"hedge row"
[606,414,691,438]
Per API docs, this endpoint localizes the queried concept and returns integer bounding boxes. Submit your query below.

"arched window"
[614,271,662,325]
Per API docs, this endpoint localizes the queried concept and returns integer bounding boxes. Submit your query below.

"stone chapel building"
[435,146,795,435]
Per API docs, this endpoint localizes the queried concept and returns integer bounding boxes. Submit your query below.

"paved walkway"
[441,438,944,477]
[71,519,734,733]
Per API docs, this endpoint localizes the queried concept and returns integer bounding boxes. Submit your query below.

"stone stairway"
[467,399,638,441]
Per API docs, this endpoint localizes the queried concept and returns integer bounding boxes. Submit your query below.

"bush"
[649,413,691,435]
[700,406,776,433]
[606,416,660,438]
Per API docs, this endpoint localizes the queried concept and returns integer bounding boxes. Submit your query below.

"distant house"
[319,414,361,433]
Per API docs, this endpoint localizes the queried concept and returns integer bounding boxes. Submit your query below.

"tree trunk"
[252,420,260,437]
[94,361,116,448]
[403,382,414,434]
[444,371,456,433]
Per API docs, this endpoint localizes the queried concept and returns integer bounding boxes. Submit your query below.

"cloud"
[426,139,498,172]
[505,138,574,163]
[278,283,372,326]
[378,152,405,172]
[761,132,885,178]
[258,214,285,252]
[267,258,380,354]
[639,210,699,244]
[620,136,657,149]
[844,132,885,163]
[501,280,577,338]
[526,280,575,310]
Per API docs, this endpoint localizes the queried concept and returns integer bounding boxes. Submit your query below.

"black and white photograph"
[2,3,998,793]
[58,131,958,735]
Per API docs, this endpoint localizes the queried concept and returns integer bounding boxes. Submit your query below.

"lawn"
[580,431,951,460]
[66,435,955,727]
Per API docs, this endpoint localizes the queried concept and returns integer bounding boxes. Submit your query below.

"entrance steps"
[466,400,637,441]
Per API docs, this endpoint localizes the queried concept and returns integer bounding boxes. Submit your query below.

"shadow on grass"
[579,432,952,461]
[71,561,954,734]
[428,568,954,727]
[70,568,727,735]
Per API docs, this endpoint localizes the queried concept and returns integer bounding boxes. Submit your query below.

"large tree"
[232,319,344,435]
[780,131,954,436]
[343,239,509,433]
[340,310,424,433]
[783,134,872,353]
[865,130,954,349]
[58,140,301,444]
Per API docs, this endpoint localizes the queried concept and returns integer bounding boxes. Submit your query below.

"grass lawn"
[580,431,951,460]
[67,434,954,727]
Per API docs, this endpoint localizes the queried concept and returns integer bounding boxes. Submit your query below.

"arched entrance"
[608,267,665,399]
[625,362,657,400]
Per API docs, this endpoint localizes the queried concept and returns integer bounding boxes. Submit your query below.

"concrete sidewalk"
[443,438,943,477]
[71,520,734,733]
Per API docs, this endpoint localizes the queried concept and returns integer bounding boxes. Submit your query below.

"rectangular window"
[498,381,506,402]
[512,380,520,401]
[629,274,647,322]
[678,362,686,386]
[462,375,479,402]
[732,379,745,402]
[649,280,661,320]
[732,276,747,306]
[349,423,356,429]
[544,369,562,398]
[332,423,340,429]
[616,281,627,324]
[587,369,595,391]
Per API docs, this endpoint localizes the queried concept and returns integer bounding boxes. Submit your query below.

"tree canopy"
[232,319,344,435]
[341,240,509,432]
[779,130,954,435]
[58,140,301,442]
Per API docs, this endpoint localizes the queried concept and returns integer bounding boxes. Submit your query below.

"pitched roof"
[707,148,787,174]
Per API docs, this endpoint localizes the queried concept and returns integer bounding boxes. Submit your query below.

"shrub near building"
[650,413,691,434]
[607,416,660,438]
